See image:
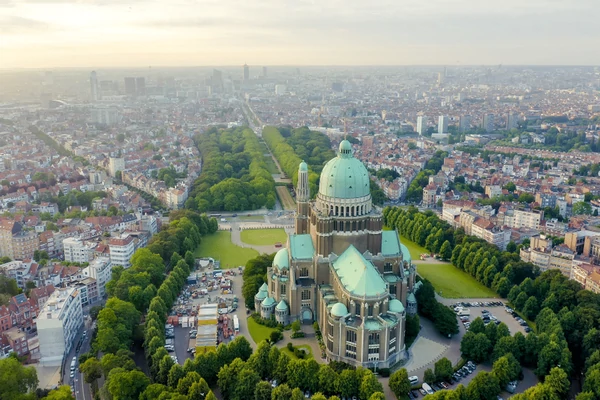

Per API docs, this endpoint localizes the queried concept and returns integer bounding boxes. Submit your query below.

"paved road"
[62,316,93,400]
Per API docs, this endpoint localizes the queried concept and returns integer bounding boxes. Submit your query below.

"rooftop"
[36,286,79,321]
[332,245,387,297]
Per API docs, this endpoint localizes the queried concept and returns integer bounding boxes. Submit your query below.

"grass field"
[247,318,276,344]
[241,228,288,246]
[194,231,259,269]
[417,263,497,298]
[276,186,296,210]
[237,215,265,222]
[400,235,430,260]
[280,344,313,360]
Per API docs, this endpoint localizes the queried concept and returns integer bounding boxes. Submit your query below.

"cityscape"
[2,2,600,400]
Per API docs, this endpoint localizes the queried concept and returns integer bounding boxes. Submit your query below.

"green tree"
[0,355,39,399]
[317,365,339,396]
[439,240,452,261]
[544,367,570,398]
[44,386,75,400]
[234,368,261,400]
[466,371,500,400]
[338,369,359,398]
[424,368,436,384]
[460,332,491,363]
[106,368,150,400]
[79,357,102,385]
[573,201,592,215]
[388,368,411,399]
[254,380,272,400]
[271,384,293,400]
[359,371,383,400]
[434,358,454,382]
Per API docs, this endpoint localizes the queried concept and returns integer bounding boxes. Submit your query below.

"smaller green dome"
[299,161,308,172]
[389,299,405,313]
[262,297,276,307]
[255,289,267,301]
[259,283,268,292]
[407,292,417,304]
[276,300,288,312]
[273,248,289,270]
[331,302,348,317]
[339,140,353,157]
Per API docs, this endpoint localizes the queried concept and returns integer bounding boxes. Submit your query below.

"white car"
[164,345,175,352]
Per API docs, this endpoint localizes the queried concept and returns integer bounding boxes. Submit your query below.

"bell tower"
[295,161,310,234]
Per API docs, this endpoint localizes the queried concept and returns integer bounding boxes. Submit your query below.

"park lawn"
[247,318,276,344]
[241,228,288,246]
[400,235,430,260]
[417,263,497,298]
[280,344,313,360]
[194,231,258,269]
[237,215,265,222]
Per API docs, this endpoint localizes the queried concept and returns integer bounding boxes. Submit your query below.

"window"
[367,304,373,317]
[281,284,286,295]
[384,263,393,273]
[355,303,361,316]
[301,290,311,300]
[368,332,380,345]
[300,267,309,277]
[328,322,334,336]
[346,330,357,343]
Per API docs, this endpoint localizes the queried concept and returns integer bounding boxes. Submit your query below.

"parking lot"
[451,300,532,335]
[166,264,246,364]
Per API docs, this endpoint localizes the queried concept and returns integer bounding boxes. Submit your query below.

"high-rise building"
[437,72,444,86]
[243,64,249,81]
[507,113,519,130]
[275,85,286,95]
[262,66,268,78]
[37,287,84,367]
[438,115,448,134]
[90,71,99,102]
[416,116,427,135]
[108,157,125,177]
[124,77,136,96]
[482,113,495,132]
[135,77,146,96]
[459,115,471,133]
[91,107,120,126]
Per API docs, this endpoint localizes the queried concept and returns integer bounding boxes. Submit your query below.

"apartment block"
[36,287,84,367]
[63,237,94,263]
[109,234,135,268]
[82,257,111,298]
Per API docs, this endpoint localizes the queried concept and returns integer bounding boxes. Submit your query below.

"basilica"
[254,140,418,368]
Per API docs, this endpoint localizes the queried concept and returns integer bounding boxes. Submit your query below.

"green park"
[240,228,288,246]
[194,231,258,268]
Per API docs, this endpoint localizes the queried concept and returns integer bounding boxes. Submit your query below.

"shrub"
[291,332,305,339]
[270,330,283,343]
[378,368,390,377]
[287,342,294,351]
[293,348,305,359]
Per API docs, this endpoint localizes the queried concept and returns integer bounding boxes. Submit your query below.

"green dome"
[299,161,308,172]
[255,283,268,300]
[262,297,276,307]
[407,292,417,304]
[318,140,371,199]
[273,248,289,270]
[389,299,405,313]
[331,302,348,317]
[276,300,288,312]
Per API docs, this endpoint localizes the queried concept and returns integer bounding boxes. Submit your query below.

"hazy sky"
[1,0,599,68]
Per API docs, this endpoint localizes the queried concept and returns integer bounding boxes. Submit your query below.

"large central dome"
[318,140,371,199]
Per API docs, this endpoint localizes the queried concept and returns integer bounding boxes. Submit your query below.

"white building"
[63,238,94,263]
[503,209,543,230]
[108,157,125,178]
[36,287,84,367]
[438,115,448,134]
[109,234,135,268]
[82,257,112,298]
[90,107,120,125]
[416,116,427,135]
[275,85,286,95]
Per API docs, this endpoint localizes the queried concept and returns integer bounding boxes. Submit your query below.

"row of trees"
[385,205,600,398]
[384,206,539,298]
[242,253,275,309]
[81,210,219,399]
[262,126,319,191]
[415,279,459,336]
[187,127,277,212]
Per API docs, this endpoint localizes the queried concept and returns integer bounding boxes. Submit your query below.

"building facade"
[63,238,94,263]
[109,235,135,268]
[36,287,84,367]
[254,141,417,369]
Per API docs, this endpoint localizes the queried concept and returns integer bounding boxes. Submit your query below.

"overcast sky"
[1,0,599,68]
